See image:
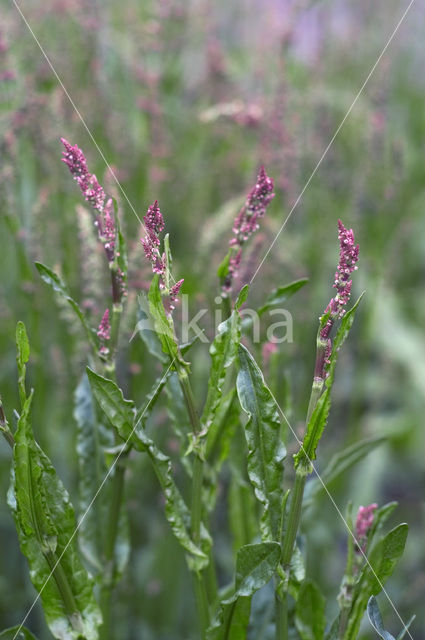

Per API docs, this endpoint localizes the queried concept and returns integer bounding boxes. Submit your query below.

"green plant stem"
[277,377,323,640]
[221,294,232,321]
[205,546,219,605]
[275,597,286,640]
[282,470,307,569]
[177,367,211,633]
[193,571,210,637]
[100,300,125,640]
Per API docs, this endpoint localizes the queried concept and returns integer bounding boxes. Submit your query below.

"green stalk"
[100,286,125,640]
[276,376,323,640]
[221,294,232,321]
[177,366,211,635]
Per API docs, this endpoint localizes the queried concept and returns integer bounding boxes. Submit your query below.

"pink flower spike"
[355,503,378,541]
[61,138,106,212]
[224,166,274,295]
[231,166,275,246]
[97,308,111,341]
[170,278,184,299]
[141,201,166,276]
[320,219,359,339]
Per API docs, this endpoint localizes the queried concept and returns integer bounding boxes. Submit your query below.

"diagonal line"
[12,359,176,640]
[11,0,145,229]
[12,0,180,289]
[11,1,413,637]
[250,0,416,286]
[267,385,413,639]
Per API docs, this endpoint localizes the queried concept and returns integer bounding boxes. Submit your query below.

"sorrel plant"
[0,141,412,640]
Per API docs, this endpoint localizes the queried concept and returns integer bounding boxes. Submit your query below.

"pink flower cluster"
[320,220,359,340]
[355,503,378,549]
[231,166,275,246]
[61,138,126,301]
[141,200,184,310]
[223,166,274,294]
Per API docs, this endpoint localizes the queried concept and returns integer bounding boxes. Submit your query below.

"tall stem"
[177,366,211,635]
[100,296,125,640]
[277,375,323,640]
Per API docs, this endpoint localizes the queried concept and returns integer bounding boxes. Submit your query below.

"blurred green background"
[1,0,424,638]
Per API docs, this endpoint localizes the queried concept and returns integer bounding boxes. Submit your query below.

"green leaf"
[163,233,172,290]
[148,274,182,363]
[206,388,239,467]
[367,597,396,640]
[367,596,414,640]
[345,524,408,640]
[35,262,98,352]
[295,294,364,470]
[86,368,135,441]
[217,250,231,279]
[8,393,102,640]
[16,321,30,366]
[228,474,258,552]
[236,284,249,308]
[258,278,309,315]
[304,436,386,507]
[236,344,285,541]
[295,580,326,640]
[133,294,168,364]
[74,373,104,572]
[74,374,129,580]
[201,308,242,439]
[396,616,416,640]
[207,542,281,640]
[116,221,128,287]
[364,524,408,595]
[0,627,38,640]
[87,370,209,569]
[16,321,30,405]
[165,372,192,474]
[235,542,281,595]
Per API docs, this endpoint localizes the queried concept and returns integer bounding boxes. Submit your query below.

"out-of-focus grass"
[1,0,425,637]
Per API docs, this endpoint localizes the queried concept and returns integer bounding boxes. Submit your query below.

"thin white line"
[268,386,413,639]
[12,360,175,640]
[11,0,145,230]
[250,0,416,285]
[11,1,413,637]
[12,0,181,289]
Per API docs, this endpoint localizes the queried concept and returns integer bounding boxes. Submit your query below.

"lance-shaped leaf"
[258,278,309,316]
[35,262,98,352]
[207,542,281,640]
[74,374,129,579]
[303,436,386,508]
[134,293,168,364]
[8,394,102,640]
[344,524,408,640]
[295,294,364,471]
[86,369,209,569]
[16,321,30,406]
[236,344,285,541]
[202,286,247,438]
[148,274,182,364]
[201,309,240,438]
[295,580,326,640]
[367,596,415,640]
[0,628,38,640]
[165,372,192,474]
